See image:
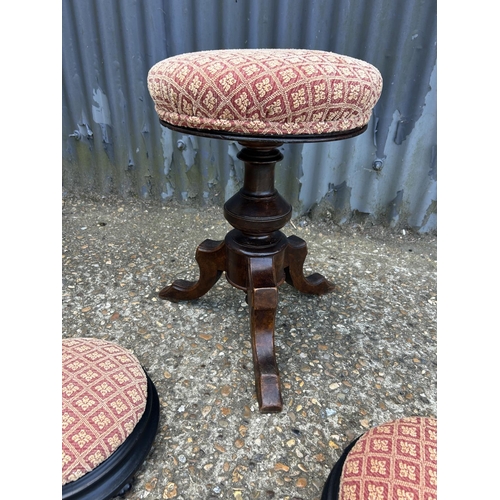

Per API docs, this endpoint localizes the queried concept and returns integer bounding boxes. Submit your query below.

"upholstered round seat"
[322,417,437,500]
[147,48,382,137]
[62,338,159,500]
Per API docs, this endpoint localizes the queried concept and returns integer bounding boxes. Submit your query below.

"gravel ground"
[62,196,437,500]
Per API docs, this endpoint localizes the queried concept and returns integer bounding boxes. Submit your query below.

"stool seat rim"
[148,49,382,137]
[62,373,160,500]
[160,119,367,145]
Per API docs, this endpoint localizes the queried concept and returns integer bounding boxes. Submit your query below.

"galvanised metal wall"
[62,0,436,232]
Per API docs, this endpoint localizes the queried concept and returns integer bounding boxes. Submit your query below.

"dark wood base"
[321,437,360,500]
[159,140,336,412]
[159,233,334,413]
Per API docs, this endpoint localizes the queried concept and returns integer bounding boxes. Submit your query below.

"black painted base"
[62,374,160,500]
[321,436,361,500]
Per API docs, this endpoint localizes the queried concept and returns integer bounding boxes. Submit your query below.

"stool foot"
[285,235,335,295]
[159,239,226,302]
[248,257,283,413]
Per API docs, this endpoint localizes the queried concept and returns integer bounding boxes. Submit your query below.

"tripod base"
[159,139,338,412]
[159,231,334,413]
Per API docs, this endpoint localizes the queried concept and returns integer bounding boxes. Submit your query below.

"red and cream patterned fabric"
[339,417,437,500]
[62,338,148,485]
[147,49,383,136]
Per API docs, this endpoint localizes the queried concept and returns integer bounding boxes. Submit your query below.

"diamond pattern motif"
[62,338,148,485]
[147,49,382,136]
[339,417,437,500]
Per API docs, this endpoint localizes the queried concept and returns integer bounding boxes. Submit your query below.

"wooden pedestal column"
[159,141,334,412]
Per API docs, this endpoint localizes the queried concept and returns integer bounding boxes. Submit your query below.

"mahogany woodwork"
[158,123,364,412]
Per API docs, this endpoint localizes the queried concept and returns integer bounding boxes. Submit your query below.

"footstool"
[321,417,437,500]
[62,338,160,500]
[147,49,383,412]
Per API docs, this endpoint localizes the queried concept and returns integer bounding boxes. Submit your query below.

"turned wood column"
[223,142,291,291]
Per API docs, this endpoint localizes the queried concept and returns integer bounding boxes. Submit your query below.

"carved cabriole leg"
[284,235,335,295]
[158,239,225,302]
[247,256,283,413]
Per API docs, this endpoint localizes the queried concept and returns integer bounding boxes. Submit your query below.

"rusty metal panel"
[62,0,436,232]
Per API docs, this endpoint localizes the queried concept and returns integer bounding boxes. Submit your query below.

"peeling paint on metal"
[92,87,111,126]
[224,142,243,201]
[62,0,437,232]
[160,128,173,176]
[179,135,198,171]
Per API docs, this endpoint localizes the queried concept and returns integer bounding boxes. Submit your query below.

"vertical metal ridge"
[62,0,437,232]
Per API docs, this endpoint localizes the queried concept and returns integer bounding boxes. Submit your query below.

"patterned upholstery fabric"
[62,338,148,485]
[147,49,383,136]
[339,417,437,500]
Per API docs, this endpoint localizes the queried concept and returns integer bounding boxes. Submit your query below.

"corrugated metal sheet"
[62,0,436,232]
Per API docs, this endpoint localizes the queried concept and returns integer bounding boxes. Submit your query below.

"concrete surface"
[62,196,437,500]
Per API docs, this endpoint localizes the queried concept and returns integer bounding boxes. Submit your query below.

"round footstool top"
[339,417,437,500]
[147,49,383,137]
[62,338,148,486]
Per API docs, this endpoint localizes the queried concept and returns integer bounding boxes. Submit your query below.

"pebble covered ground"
[62,196,437,500]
